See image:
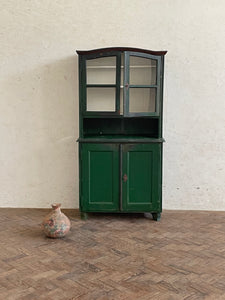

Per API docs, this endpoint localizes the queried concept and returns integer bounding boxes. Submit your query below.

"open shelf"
[83,117,159,138]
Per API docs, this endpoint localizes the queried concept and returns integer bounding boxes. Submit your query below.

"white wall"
[0,0,225,209]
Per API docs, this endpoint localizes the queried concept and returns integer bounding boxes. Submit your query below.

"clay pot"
[42,203,71,238]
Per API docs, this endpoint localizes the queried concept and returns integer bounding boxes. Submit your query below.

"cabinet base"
[80,211,161,221]
[80,212,88,220]
[151,212,161,221]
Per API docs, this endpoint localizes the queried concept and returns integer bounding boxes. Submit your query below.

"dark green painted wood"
[78,138,165,143]
[122,144,161,212]
[159,55,165,138]
[80,212,88,220]
[124,52,130,117]
[119,144,123,211]
[81,115,160,119]
[78,55,85,138]
[81,143,120,212]
[129,85,158,88]
[116,53,122,114]
[152,212,161,221]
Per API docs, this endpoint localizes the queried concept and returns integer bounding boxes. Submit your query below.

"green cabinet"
[81,143,161,215]
[77,47,167,220]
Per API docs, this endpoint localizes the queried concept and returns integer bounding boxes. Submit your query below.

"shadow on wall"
[2,55,79,208]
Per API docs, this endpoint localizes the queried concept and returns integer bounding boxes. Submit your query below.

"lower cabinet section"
[80,143,162,219]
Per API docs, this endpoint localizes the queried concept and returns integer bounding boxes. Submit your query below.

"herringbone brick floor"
[1,209,225,299]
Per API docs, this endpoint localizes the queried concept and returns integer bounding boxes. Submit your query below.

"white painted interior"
[0,0,225,209]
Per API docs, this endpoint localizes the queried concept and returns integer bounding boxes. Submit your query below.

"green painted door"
[81,143,119,212]
[122,144,161,212]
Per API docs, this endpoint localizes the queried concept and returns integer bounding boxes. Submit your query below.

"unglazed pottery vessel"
[42,203,71,238]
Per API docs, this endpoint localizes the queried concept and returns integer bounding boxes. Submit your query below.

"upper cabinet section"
[77,47,167,117]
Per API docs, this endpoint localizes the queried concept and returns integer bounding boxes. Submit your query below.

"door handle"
[123,174,128,182]
[125,83,129,90]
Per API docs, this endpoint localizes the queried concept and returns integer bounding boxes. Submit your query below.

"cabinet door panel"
[123,51,161,117]
[81,144,119,212]
[122,144,161,212]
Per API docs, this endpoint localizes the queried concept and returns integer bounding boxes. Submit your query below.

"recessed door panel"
[122,144,161,212]
[81,144,119,212]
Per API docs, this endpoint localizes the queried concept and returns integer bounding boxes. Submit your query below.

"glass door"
[123,52,161,117]
[84,53,121,115]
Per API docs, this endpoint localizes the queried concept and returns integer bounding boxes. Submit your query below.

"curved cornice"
[76,47,167,56]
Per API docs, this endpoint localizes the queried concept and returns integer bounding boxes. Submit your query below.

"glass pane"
[129,88,156,113]
[87,88,116,111]
[87,57,116,84]
[129,56,157,85]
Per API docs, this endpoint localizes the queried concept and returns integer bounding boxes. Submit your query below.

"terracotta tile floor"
[1,209,225,299]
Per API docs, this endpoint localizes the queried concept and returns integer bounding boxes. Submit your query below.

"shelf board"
[86,84,116,87]
[87,66,116,69]
[86,85,157,88]
[87,66,156,69]
[78,136,164,143]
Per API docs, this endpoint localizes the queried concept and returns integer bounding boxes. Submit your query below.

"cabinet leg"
[152,213,161,221]
[80,212,88,220]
